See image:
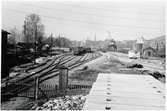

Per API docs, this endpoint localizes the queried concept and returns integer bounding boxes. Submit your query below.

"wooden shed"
[143,47,156,58]
[1,30,10,78]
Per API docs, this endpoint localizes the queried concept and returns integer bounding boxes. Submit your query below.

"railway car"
[73,47,84,55]
[84,47,92,53]
[73,47,92,55]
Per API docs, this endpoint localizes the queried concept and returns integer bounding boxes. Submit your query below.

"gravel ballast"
[35,95,86,110]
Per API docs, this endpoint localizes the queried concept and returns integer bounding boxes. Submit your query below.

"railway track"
[1,55,63,86]
[1,54,72,88]
[1,54,67,84]
[40,53,98,82]
[1,52,102,101]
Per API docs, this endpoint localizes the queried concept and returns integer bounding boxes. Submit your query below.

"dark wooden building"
[143,47,156,58]
[2,30,10,78]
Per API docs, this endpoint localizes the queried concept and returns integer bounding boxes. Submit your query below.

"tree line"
[8,13,72,51]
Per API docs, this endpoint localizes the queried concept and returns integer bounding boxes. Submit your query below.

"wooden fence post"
[35,75,39,100]
[34,74,39,107]
[59,66,68,96]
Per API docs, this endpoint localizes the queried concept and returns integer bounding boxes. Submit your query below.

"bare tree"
[55,37,72,48]
[23,13,45,50]
[8,27,18,45]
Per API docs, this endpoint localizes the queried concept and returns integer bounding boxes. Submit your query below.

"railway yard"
[1,52,102,109]
[2,1,166,110]
[1,51,165,110]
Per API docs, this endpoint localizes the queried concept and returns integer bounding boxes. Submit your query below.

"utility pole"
[34,23,37,63]
[59,34,61,48]
[94,33,96,49]
[24,20,26,42]
[156,42,159,56]
[50,33,53,56]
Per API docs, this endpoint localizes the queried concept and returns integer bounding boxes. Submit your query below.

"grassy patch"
[67,68,103,96]
[69,69,101,82]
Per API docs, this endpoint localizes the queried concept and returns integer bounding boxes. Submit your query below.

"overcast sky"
[2,0,165,41]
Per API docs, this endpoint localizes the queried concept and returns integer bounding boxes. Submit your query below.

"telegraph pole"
[50,33,53,56]
[94,33,96,49]
[24,20,27,43]
[34,23,37,63]
[58,34,61,48]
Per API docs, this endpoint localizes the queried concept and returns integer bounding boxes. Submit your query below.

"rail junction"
[1,52,101,101]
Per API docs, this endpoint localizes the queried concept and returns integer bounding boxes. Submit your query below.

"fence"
[17,84,92,99]
[2,60,97,101]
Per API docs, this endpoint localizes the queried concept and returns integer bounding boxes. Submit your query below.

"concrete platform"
[83,73,165,110]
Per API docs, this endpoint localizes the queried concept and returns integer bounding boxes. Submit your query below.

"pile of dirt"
[150,71,165,83]
[96,56,145,74]
[127,64,143,68]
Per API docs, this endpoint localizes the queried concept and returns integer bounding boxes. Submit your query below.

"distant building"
[133,36,165,58]
[143,47,156,58]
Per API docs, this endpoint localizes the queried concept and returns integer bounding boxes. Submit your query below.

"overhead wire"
[4,8,163,31]
[18,2,164,23]
[59,2,163,15]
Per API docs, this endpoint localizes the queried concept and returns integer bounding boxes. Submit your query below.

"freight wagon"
[73,47,92,55]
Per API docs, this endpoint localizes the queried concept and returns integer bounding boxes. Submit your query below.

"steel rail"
[1,53,102,101]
